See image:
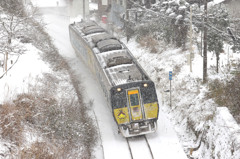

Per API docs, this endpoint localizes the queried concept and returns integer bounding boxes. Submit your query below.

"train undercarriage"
[119,120,157,137]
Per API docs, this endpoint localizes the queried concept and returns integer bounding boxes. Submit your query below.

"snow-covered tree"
[128,0,190,49]
[0,0,37,77]
[158,0,190,48]
[207,5,229,73]
[226,0,240,52]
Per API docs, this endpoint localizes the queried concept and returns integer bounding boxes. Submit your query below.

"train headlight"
[117,88,121,92]
[143,83,148,87]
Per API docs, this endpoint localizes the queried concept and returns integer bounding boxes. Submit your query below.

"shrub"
[137,35,159,53]
[207,74,240,122]
[0,103,23,146]
[20,142,57,159]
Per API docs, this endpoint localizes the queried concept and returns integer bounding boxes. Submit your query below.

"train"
[69,20,159,137]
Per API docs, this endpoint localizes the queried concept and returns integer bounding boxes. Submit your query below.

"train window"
[97,39,122,52]
[107,56,132,67]
[129,94,139,106]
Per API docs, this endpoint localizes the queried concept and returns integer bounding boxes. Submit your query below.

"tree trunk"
[5,52,8,75]
[216,51,219,73]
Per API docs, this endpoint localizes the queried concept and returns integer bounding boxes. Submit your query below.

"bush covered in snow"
[207,73,240,123]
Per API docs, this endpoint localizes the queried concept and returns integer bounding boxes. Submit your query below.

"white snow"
[179,6,187,11]
[31,0,66,7]
[0,43,50,103]
[89,2,98,11]
[213,0,226,5]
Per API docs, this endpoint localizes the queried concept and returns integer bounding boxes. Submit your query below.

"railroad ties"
[126,135,154,159]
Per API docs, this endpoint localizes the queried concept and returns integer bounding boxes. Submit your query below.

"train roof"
[69,21,149,86]
[96,50,146,85]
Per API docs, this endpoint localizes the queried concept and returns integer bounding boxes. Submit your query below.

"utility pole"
[126,0,130,42]
[203,0,208,83]
[4,51,8,75]
[83,0,85,20]
[190,6,193,72]
[169,71,172,107]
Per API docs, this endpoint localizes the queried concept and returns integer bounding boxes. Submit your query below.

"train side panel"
[69,25,112,104]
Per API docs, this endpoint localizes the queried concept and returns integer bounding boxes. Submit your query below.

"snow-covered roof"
[70,21,149,86]
[96,50,145,85]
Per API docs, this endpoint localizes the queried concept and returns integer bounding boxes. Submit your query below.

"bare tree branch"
[0,55,20,79]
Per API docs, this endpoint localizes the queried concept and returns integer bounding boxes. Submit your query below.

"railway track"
[126,135,154,159]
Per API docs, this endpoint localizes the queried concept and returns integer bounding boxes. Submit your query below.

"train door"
[127,89,143,121]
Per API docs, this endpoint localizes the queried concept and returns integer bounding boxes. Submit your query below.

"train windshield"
[129,94,139,106]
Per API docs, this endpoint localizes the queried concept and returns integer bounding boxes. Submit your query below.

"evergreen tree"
[207,5,229,73]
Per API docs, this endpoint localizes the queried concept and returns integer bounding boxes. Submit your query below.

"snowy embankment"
[1,4,98,158]
[0,43,50,104]
[0,43,51,156]
[201,107,240,159]
[121,37,240,158]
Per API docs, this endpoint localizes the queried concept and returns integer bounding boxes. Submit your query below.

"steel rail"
[144,135,154,159]
[126,138,134,159]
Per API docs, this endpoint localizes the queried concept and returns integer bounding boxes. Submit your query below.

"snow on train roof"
[82,26,105,35]
[106,63,144,86]
[73,21,105,35]
[97,39,122,53]
[96,50,145,85]
[91,33,116,43]
[70,21,148,86]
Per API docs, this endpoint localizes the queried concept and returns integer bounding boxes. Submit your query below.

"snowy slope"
[0,43,50,104]
[120,30,240,159]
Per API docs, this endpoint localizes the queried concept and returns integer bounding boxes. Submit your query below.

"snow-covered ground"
[121,28,240,159]
[0,43,50,104]
[40,5,188,159]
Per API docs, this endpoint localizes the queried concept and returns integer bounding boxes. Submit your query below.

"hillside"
[0,1,98,158]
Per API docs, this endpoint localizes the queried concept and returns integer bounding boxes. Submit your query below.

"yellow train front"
[111,81,159,137]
